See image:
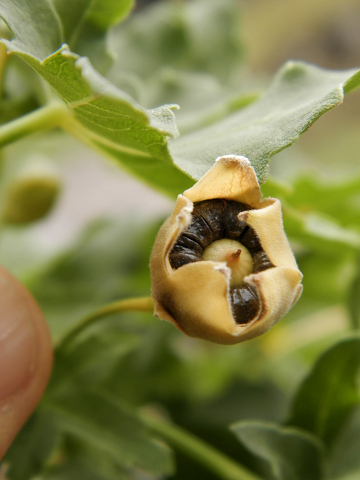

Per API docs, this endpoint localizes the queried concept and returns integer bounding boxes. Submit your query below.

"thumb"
[0,265,53,459]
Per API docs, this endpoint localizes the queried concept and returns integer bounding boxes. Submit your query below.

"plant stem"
[0,102,69,149]
[0,43,8,96]
[56,296,154,349]
[141,411,263,480]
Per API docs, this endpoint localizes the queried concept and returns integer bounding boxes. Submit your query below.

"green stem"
[0,102,69,149]
[56,296,154,349]
[0,43,8,96]
[141,411,263,480]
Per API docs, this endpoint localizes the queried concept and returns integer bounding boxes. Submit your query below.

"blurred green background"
[1,1,360,479]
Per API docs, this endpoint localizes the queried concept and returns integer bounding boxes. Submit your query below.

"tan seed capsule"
[150,155,303,344]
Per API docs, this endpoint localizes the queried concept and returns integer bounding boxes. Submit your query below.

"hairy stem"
[0,102,69,148]
[141,411,263,480]
[56,296,154,349]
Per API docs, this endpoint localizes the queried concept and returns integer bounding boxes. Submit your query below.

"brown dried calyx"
[150,155,303,345]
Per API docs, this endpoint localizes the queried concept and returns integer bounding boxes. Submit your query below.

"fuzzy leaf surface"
[52,0,134,72]
[3,409,59,480]
[328,407,360,480]
[108,0,245,83]
[0,0,61,59]
[25,218,159,340]
[45,390,173,475]
[1,1,360,190]
[170,62,360,183]
[49,330,140,394]
[0,0,192,197]
[231,421,324,480]
[43,458,132,480]
[287,336,360,447]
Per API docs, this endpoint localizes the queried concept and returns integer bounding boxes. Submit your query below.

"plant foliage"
[0,0,360,479]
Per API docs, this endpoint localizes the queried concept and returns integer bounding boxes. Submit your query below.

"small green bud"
[1,174,60,225]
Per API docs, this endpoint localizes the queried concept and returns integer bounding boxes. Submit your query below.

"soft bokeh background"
[1,1,360,479]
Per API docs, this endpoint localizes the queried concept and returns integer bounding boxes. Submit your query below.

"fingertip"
[0,265,53,459]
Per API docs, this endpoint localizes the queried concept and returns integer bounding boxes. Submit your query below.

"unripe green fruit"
[1,175,60,225]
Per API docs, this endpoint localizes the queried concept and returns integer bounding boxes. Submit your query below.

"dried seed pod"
[150,155,303,344]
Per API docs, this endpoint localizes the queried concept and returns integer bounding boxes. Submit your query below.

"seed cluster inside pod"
[168,199,274,324]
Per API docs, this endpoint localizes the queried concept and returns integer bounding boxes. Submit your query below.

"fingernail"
[0,273,37,400]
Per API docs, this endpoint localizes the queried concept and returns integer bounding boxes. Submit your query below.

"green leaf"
[284,211,360,253]
[108,0,244,83]
[0,0,192,197]
[262,174,360,230]
[231,421,325,480]
[2,2,360,192]
[3,409,59,480]
[54,0,133,44]
[328,407,360,480]
[52,0,134,73]
[26,218,159,340]
[43,436,135,480]
[49,330,140,394]
[169,62,360,183]
[144,69,260,135]
[286,336,360,447]
[33,49,191,195]
[296,250,356,305]
[44,390,173,475]
[344,69,360,95]
[0,0,62,59]
[43,458,132,480]
[107,0,254,135]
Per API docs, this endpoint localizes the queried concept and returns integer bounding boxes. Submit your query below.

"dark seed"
[177,234,204,256]
[239,226,262,254]
[182,211,213,248]
[224,200,250,240]
[253,251,274,273]
[168,199,273,322]
[230,284,260,324]
[194,199,226,241]
[169,200,273,286]
[169,247,202,269]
